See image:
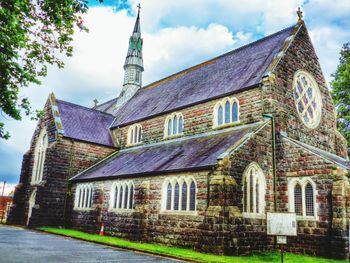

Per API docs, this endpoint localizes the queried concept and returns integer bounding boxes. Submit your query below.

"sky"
[0,0,349,190]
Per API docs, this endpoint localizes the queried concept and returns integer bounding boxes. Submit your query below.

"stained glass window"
[181,182,187,211]
[232,102,238,122]
[168,118,172,136]
[225,100,230,123]
[129,185,134,209]
[249,171,253,213]
[124,185,129,209]
[294,184,302,216]
[173,115,178,135]
[190,181,196,211]
[174,183,179,210]
[119,186,123,209]
[114,186,118,208]
[166,183,172,210]
[243,178,247,213]
[305,183,314,216]
[178,116,183,134]
[256,179,259,214]
[218,105,223,126]
[293,71,322,128]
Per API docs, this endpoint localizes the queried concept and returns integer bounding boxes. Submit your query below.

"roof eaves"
[72,165,213,183]
[281,133,350,171]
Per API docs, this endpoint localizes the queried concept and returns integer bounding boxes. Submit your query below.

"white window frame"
[293,70,322,129]
[31,128,48,185]
[161,176,197,215]
[109,180,135,211]
[164,112,184,139]
[74,183,94,210]
[288,177,318,220]
[242,162,266,219]
[213,97,240,128]
[127,124,142,146]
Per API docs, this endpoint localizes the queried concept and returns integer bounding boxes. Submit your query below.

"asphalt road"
[0,225,182,263]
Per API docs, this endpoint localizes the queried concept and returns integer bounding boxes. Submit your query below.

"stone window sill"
[242,212,265,219]
[74,207,93,211]
[164,133,184,140]
[213,121,240,130]
[125,142,142,147]
[160,210,197,216]
[108,209,134,214]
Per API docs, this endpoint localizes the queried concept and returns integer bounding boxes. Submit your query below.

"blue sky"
[0,0,349,192]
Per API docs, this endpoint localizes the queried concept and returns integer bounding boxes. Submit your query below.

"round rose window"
[293,70,322,129]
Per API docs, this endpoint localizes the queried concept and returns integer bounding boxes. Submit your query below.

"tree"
[0,0,99,139]
[331,42,350,150]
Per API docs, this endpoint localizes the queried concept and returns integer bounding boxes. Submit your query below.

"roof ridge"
[56,99,115,117]
[142,24,296,91]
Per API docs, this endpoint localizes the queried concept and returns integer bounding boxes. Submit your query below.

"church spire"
[116,4,144,107]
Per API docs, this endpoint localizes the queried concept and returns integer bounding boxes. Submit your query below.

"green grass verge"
[37,227,347,263]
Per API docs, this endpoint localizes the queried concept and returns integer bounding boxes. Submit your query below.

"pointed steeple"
[133,5,141,33]
[116,4,144,108]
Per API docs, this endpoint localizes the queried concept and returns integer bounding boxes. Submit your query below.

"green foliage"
[331,43,350,150]
[0,0,100,139]
[38,227,348,263]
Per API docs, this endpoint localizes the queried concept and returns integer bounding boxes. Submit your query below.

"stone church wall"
[8,99,115,227]
[264,24,348,158]
[114,87,264,148]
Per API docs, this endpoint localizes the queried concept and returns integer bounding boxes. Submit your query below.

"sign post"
[267,212,297,263]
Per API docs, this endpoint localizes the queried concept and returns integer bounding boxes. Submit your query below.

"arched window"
[109,181,135,210]
[127,124,142,145]
[173,115,178,135]
[164,112,184,138]
[305,183,314,216]
[218,106,223,126]
[119,186,123,209]
[32,129,48,184]
[75,184,93,209]
[174,183,179,210]
[166,183,172,210]
[181,182,187,211]
[213,97,240,128]
[232,101,238,122]
[288,178,317,219]
[242,162,265,217]
[225,100,230,123]
[294,184,302,216]
[163,177,196,212]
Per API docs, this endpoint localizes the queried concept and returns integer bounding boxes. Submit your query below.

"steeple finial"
[133,4,141,33]
[297,7,303,22]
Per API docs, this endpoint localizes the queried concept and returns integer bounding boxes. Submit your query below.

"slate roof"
[95,98,119,115]
[282,135,350,170]
[56,100,115,147]
[110,25,295,128]
[70,122,262,182]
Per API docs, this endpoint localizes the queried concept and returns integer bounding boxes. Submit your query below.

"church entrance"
[27,190,36,226]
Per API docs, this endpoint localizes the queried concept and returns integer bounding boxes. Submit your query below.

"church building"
[8,8,350,259]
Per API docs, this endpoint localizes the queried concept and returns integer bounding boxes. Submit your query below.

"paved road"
[0,225,182,263]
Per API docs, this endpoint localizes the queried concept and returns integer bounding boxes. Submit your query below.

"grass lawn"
[38,227,347,263]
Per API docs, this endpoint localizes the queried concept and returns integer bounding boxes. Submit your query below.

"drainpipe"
[262,114,277,212]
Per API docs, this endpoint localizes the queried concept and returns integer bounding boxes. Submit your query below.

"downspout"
[262,114,277,212]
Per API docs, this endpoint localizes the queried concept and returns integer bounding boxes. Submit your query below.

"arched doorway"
[27,190,37,226]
